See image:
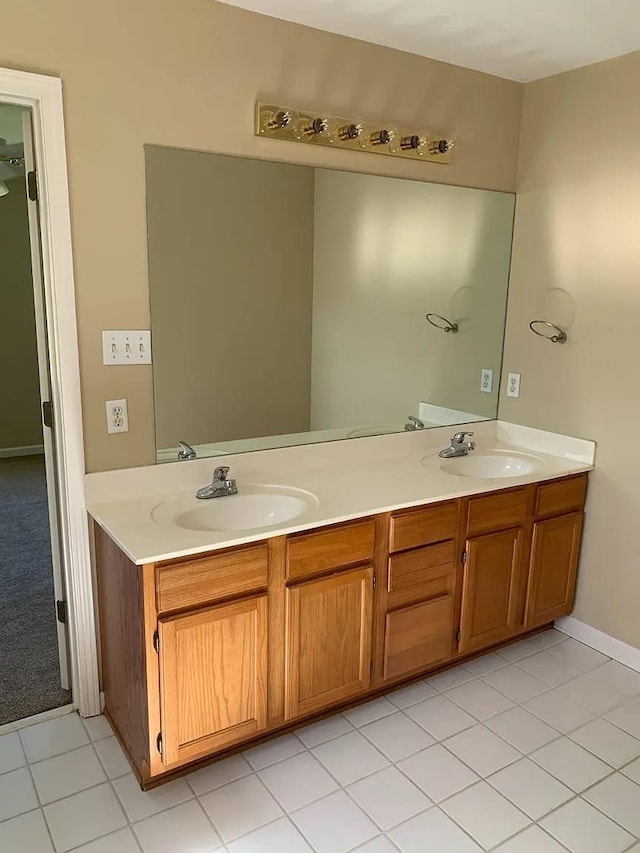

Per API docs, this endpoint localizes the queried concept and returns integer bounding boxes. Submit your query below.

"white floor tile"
[361,712,434,761]
[0,810,53,852]
[0,731,27,774]
[517,649,582,686]
[560,668,631,714]
[186,754,253,795]
[82,715,114,742]
[353,836,398,852]
[446,680,515,720]
[31,744,106,804]
[497,638,540,662]
[440,781,530,849]
[258,751,338,812]
[19,713,89,763]
[44,782,127,852]
[487,706,560,753]
[546,638,609,672]
[113,772,193,822]
[570,718,640,767]
[343,697,397,728]
[93,736,132,780]
[493,824,571,851]
[312,730,389,785]
[389,807,482,852]
[227,816,312,852]
[244,733,305,770]
[426,667,476,692]
[296,713,353,748]
[291,790,378,853]
[72,827,141,853]
[444,724,521,776]
[0,766,39,821]
[404,695,476,740]
[347,765,431,830]
[199,773,282,842]
[622,756,640,784]
[488,757,573,819]
[462,652,510,676]
[541,797,634,853]
[530,737,612,792]
[483,665,548,703]
[133,799,223,853]
[524,688,596,733]
[583,772,640,837]
[397,744,478,803]
[606,699,640,739]
[387,680,437,709]
[596,660,640,697]
[528,629,567,650]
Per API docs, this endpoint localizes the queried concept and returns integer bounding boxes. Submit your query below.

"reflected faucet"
[196,466,238,500]
[439,431,476,458]
[405,416,426,431]
[177,440,196,460]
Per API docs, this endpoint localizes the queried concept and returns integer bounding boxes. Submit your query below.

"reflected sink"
[434,450,543,479]
[151,484,319,532]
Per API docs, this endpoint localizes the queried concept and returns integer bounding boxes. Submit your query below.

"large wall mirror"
[145,146,515,462]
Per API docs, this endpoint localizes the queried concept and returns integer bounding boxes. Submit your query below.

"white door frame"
[0,67,100,717]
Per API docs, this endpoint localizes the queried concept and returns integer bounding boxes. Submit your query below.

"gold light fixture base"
[255,103,454,165]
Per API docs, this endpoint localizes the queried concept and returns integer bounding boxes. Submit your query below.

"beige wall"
[0,177,42,450]
[311,169,514,430]
[146,147,314,451]
[500,51,640,647]
[1,0,522,471]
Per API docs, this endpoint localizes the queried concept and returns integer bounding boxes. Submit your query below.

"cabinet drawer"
[384,594,454,680]
[387,541,455,609]
[389,502,458,553]
[286,520,375,583]
[535,475,588,519]
[467,488,528,536]
[156,544,268,613]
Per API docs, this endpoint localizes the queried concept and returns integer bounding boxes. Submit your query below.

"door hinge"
[156,732,163,755]
[455,627,461,647]
[27,169,38,201]
[56,600,67,624]
[153,630,159,653]
[42,401,54,428]
[461,548,467,565]
[372,574,377,590]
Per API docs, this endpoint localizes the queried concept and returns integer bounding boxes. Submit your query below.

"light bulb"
[427,137,456,156]
[357,126,396,151]
[327,119,364,144]
[293,114,334,141]
[260,108,298,133]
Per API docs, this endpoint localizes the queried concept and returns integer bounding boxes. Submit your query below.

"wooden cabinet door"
[459,528,524,654]
[285,566,373,719]
[158,596,268,767]
[383,594,454,681]
[526,512,583,628]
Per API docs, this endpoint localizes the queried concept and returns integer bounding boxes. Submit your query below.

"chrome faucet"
[196,466,238,500]
[405,416,426,431]
[177,440,196,460]
[439,431,476,458]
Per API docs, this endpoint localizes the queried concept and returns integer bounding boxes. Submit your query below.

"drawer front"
[286,520,375,583]
[383,594,454,680]
[389,502,458,553]
[467,488,528,536]
[387,541,455,609]
[535,474,588,519]
[156,544,268,613]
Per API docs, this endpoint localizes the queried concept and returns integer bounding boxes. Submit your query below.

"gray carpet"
[0,455,71,724]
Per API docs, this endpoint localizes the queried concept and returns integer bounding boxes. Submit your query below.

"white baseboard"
[555,616,640,673]
[0,444,44,458]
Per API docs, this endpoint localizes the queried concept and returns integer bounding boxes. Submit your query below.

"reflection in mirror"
[145,147,515,462]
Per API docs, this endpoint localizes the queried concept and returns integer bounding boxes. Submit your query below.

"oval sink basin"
[436,450,542,479]
[152,485,319,532]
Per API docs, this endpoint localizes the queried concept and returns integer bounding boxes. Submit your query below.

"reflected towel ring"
[529,320,568,344]
[426,313,459,333]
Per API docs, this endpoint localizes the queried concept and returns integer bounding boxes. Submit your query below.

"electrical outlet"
[106,399,129,434]
[507,372,521,398]
[480,368,493,393]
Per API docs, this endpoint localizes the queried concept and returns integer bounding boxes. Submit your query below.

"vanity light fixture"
[529,320,568,344]
[256,103,455,165]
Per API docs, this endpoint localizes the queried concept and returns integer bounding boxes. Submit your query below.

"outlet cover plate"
[106,398,129,434]
[507,372,521,398]
[480,368,494,393]
[102,330,152,365]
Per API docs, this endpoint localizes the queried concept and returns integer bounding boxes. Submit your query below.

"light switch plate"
[102,330,152,365]
[480,368,493,393]
[507,372,521,398]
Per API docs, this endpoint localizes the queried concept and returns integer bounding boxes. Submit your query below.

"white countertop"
[85,421,596,565]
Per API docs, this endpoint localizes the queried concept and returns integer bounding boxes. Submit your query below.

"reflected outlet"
[480,368,493,393]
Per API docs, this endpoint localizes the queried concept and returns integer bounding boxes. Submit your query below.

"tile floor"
[2,629,640,851]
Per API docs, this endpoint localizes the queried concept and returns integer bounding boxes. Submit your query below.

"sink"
[433,450,543,479]
[151,484,319,532]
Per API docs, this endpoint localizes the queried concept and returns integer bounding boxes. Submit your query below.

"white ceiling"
[218,0,640,82]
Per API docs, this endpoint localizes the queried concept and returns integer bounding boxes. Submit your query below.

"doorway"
[0,102,71,723]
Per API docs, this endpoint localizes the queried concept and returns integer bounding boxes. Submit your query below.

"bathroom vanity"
[88,423,594,787]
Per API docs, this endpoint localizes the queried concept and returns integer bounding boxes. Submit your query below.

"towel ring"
[426,313,459,334]
[529,320,567,344]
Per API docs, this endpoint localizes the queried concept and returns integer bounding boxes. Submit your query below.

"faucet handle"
[177,440,196,460]
[213,466,230,482]
[452,431,474,444]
